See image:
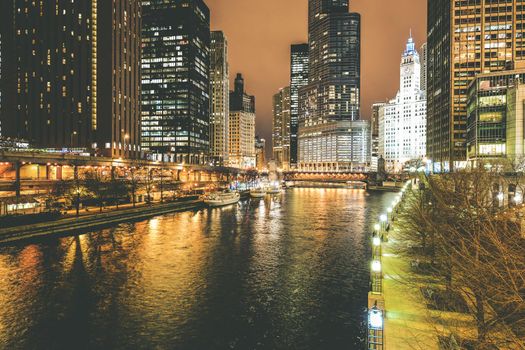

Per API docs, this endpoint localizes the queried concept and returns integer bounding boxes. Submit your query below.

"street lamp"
[369,306,384,329]
[371,260,382,273]
[373,236,381,247]
[367,305,385,349]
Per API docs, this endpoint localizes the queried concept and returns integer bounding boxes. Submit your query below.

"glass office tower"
[298,0,365,172]
[427,0,525,171]
[141,0,211,164]
[290,44,309,168]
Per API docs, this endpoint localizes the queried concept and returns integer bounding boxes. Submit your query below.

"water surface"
[0,189,396,349]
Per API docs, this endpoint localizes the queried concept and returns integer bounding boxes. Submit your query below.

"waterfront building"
[290,44,309,168]
[141,0,210,164]
[466,67,525,164]
[229,74,256,169]
[298,0,364,172]
[378,35,426,172]
[0,0,142,158]
[272,87,291,171]
[299,120,370,172]
[370,103,385,172]
[427,0,525,171]
[255,136,266,172]
[210,31,230,166]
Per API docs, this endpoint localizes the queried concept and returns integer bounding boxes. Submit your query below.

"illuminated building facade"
[379,35,427,171]
[141,0,210,164]
[255,136,266,171]
[466,68,525,163]
[299,120,371,172]
[229,74,256,169]
[290,44,309,168]
[298,0,364,172]
[370,102,385,171]
[0,0,142,158]
[272,86,291,171]
[210,31,229,166]
[427,0,525,171]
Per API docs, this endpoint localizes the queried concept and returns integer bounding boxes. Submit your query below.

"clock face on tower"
[404,66,411,75]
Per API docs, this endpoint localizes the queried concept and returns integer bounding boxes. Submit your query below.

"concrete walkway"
[382,233,441,350]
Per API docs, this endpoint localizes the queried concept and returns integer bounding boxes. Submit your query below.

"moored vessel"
[249,188,266,198]
[204,191,240,207]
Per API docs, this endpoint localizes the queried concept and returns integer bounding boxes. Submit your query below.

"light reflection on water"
[0,189,396,349]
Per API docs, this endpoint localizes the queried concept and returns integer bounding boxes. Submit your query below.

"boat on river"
[266,187,282,195]
[204,191,240,207]
[249,188,266,198]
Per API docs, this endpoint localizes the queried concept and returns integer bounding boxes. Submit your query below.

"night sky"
[207,0,427,146]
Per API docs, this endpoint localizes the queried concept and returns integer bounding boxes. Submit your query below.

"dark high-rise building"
[141,0,211,164]
[290,44,309,168]
[210,31,229,166]
[272,86,291,170]
[0,0,142,158]
[298,0,364,172]
[427,0,525,171]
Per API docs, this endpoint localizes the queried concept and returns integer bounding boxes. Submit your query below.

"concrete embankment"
[0,200,204,245]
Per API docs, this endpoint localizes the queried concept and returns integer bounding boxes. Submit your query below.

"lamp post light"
[514,193,522,205]
[367,303,385,349]
[380,213,388,231]
[371,259,382,294]
[387,207,393,221]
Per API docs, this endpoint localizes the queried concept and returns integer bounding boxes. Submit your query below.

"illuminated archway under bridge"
[0,150,247,197]
[283,171,371,184]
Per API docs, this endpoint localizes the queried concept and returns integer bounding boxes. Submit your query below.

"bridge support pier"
[14,161,21,198]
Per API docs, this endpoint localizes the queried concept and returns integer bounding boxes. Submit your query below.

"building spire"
[405,30,416,56]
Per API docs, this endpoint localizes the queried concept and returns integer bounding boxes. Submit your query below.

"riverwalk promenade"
[0,199,204,244]
[381,193,477,349]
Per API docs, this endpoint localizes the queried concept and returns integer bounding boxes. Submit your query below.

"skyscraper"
[379,35,426,171]
[298,0,364,172]
[420,42,428,92]
[272,86,291,171]
[229,74,256,169]
[141,0,211,164]
[210,31,230,166]
[255,136,266,171]
[427,0,525,171]
[371,102,385,171]
[0,0,142,158]
[290,44,309,168]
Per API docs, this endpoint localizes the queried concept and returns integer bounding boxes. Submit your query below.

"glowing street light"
[380,214,387,222]
[374,223,380,232]
[369,306,384,330]
[371,260,382,273]
[373,236,381,247]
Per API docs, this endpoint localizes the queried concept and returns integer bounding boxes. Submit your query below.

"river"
[0,188,396,350]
